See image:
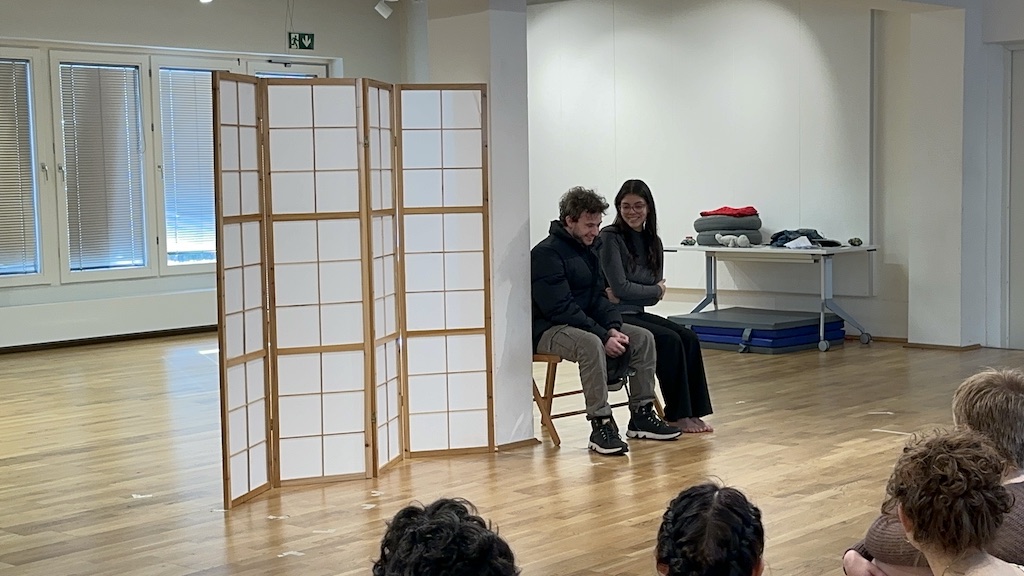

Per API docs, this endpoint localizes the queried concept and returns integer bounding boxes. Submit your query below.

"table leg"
[819,255,827,342]
[691,252,717,313]
[821,255,871,340]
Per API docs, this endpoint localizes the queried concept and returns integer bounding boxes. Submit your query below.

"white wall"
[0,0,403,81]
[428,2,491,82]
[527,0,881,330]
[0,278,216,346]
[528,0,870,252]
[983,0,1024,44]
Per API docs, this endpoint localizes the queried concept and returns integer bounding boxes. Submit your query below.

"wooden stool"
[532,353,665,446]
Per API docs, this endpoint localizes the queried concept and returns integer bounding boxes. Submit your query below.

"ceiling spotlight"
[199,0,213,3]
[374,0,393,18]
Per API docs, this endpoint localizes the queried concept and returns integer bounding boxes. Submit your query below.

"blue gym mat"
[697,328,846,349]
[691,321,844,340]
[668,307,846,354]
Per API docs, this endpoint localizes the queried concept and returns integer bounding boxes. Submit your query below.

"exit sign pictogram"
[288,32,315,50]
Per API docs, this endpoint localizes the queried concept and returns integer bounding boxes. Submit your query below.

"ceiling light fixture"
[200,0,213,4]
[374,0,393,18]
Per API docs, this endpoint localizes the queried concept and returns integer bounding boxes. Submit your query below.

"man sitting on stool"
[531,186,681,455]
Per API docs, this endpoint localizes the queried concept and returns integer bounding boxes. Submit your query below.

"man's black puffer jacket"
[531,220,622,351]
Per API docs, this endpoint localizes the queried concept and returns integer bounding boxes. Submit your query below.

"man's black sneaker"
[626,403,682,440]
[588,417,629,455]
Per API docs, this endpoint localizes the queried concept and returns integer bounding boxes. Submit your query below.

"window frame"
[0,41,331,290]
[245,60,329,78]
[49,50,158,284]
[0,46,59,289]
[150,55,244,276]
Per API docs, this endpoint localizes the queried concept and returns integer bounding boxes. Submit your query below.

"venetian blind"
[59,62,147,271]
[159,68,215,265]
[0,59,39,275]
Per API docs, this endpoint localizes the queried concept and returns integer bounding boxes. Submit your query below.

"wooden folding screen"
[215,75,491,508]
[397,85,494,455]
[215,74,272,507]
[364,81,404,471]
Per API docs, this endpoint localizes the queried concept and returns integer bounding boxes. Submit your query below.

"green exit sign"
[288,32,315,51]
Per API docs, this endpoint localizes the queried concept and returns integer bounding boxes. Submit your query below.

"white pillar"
[425,0,534,446]
[403,0,429,82]
[906,8,966,346]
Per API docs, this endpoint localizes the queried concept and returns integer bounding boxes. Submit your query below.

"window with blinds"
[0,58,40,276]
[58,62,147,271]
[159,68,215,265]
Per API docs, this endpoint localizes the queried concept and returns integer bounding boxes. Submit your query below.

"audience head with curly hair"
[372,497,519,576]
[656,483,765,576]
[952,367,1024,470]
[883,429,1016,574]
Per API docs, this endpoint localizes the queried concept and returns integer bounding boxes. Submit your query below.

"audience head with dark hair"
[656,482,765,576]
[372,497,519,576]
[883,428,1016,574]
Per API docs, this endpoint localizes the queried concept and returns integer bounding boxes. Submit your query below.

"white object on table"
[783,236,814,249]
[665,244,877,351]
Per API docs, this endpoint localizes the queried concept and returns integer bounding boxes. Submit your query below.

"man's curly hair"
[558,186,609,225]
[372,498,519,576]
[656,483,764,576]
[882,429,1013,556]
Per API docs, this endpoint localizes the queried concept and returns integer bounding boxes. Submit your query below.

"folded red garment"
[699,206,759,217]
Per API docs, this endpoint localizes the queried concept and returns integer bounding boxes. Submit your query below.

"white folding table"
[667,244,877,351]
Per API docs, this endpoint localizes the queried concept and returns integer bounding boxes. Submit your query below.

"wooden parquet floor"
[2,334,1024,575]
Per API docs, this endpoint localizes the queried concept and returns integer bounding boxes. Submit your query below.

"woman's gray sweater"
[597,226,664,314]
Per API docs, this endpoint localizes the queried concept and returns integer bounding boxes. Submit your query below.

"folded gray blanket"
[694,214,762,232]
[696,230,764,246]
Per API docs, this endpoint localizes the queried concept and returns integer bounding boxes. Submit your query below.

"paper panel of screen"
[266,83,368,480]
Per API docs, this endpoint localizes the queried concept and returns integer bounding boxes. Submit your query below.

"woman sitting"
[882,429,1022,576]
[598,178,714,433]
[656,483,765,576]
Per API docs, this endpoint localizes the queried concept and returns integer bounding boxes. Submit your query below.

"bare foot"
[693,417,714,433]
[673,418,713,433]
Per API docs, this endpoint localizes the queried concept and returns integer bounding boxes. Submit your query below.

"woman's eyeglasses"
[621,203,647,213]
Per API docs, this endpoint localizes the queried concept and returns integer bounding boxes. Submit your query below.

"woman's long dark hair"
[612,179,662,271]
